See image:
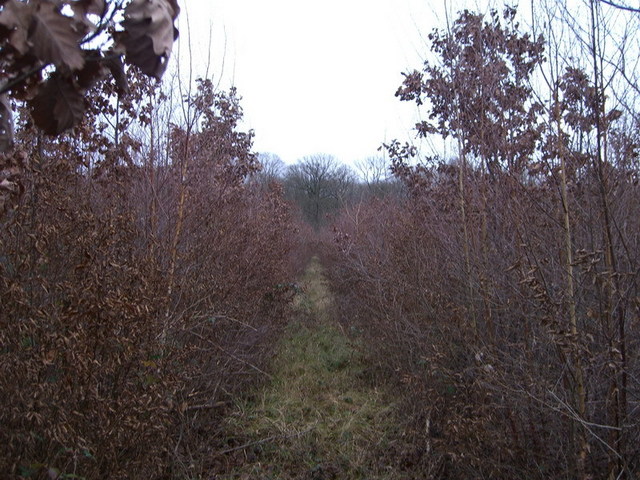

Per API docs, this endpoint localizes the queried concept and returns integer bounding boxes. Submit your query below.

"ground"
[216,258,414,480]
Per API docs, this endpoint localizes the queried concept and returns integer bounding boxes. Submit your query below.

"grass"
[217,257,407,480]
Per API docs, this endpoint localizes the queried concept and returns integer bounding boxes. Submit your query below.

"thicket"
[0,64,298,479]
[326,4,640,479]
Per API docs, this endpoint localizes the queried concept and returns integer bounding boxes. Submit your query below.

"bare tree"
[253,152,286,186]
[354,156,403,198]
[284,154,355,228]
[355,156,390,185]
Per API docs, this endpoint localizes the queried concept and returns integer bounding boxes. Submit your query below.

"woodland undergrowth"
[0,75,303,479]
[324,5,640,479]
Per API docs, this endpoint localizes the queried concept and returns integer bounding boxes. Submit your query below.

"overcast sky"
[168,1,636,167]
[174,1,469,165]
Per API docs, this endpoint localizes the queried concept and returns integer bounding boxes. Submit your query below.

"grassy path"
[218,258,405,480]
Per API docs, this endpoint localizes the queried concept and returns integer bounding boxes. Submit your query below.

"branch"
[0,64,48,96]
[80,1,124,46]
[598,0,640,13]
[217,426,314,456]
[188,330,274,379]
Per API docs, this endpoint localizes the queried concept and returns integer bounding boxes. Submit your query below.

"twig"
[189,330,273,379]
[598,0,640,13]
[185,401,227,412]
[0,64,47,96]
[218,427,314,456]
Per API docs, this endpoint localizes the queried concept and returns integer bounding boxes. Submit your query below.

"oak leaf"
[0,0,33,55]
[120,0,179,78]
[75,52,109,91]
[72,0,107,16]
[30,1,85,70]
[29,74,85,135]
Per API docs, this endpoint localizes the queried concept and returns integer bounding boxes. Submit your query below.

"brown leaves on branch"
[395,7,545,175]
[0,69,297,476]
[0,0,33,56]
[345,4,640,478]
[0,0,180,144]
[73,0,107,17]
[118,0,180,79]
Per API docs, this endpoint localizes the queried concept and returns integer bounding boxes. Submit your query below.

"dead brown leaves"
[0,0,180,145]
[0,73,298,478]
[119,0,180,79]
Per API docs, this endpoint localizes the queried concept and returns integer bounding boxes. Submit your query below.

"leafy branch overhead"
[0,0,179,143]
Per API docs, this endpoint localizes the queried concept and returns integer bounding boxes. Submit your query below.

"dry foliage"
[325,6,640,479]
[327,158,640,479]
[0,0,179,139]
[0,73,298,478]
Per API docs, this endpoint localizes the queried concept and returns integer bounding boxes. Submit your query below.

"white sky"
[173,1,462,165]
[169,1,637,166]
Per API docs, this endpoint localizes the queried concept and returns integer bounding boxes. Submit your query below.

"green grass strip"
[219,258,405,480]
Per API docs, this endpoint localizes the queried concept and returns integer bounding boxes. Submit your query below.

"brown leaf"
[30,2,85,70]
[0,94,14,153]
[29,74,85,135]
[0,0,33,55]
[0,178,19,192]
[75,51,109,91]
[120,0,179,78]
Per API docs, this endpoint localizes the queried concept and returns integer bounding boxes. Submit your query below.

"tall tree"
[396,6,544,176]
[253,152,286,187]
[392,6,545,337]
